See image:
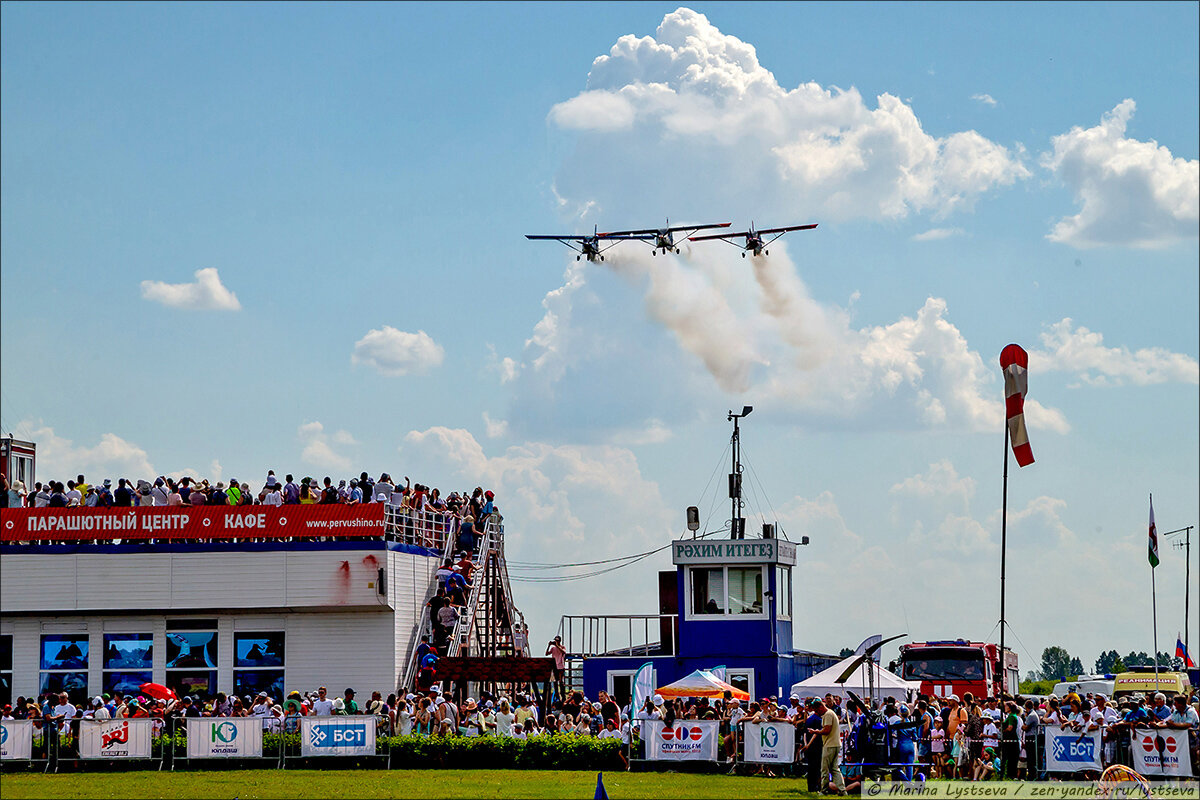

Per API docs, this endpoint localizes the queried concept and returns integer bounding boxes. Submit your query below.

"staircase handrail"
[447,526,494,657]
[401,515,460,690]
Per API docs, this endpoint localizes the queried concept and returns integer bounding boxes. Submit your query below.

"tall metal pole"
[1152,494,1159,684]
[1165,525,1194,659]
[999,421,1010,697]
[729,411,745,540]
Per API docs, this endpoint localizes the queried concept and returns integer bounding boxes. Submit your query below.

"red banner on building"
[0,504,386,542]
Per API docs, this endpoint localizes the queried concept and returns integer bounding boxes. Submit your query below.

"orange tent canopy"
[656,669,750,701]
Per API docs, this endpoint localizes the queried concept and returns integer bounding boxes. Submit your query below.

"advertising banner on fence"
[187,718,264,759]
[79,718,153,759]
[642,719,719,761]
[1043,725,1102,771]
[742,721,796,764]
[300,715,377,757]
[1131,730,1194,777]
[1,720,34,760]
[1,504,385,542]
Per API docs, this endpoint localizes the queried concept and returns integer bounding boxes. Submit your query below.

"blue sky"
[3,2,1197,671]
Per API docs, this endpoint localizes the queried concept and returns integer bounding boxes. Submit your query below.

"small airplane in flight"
[689,222,818,257]
[524,226,647,262]
[600,219,732,256]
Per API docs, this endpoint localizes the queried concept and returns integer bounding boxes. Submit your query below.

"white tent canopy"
[790,655,921,702]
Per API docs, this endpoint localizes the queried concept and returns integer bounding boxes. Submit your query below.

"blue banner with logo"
[1044,725,1102,771]
[187,717,264,758]
[300,715,377,757]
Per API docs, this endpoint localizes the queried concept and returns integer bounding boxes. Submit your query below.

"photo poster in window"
[234,633,285,667]
[104,671,154,696]
[40,671,88,697]
[40,635,89,670]
[166,632,217,669]
[234,670,285,700]
[167,670,216,698]
[104,634,153,670]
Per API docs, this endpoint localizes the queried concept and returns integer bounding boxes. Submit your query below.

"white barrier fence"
[640,719,720,761]
[299,715,378,757]
[742,721,796,764]
[78,718,154,759]
[186,717,264,759]
[1,719,34,760]
[1130,730,1194,777]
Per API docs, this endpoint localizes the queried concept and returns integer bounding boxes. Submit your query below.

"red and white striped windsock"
[999,343,1035,467]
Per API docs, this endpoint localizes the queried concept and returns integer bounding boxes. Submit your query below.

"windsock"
[1000,344,1034,467]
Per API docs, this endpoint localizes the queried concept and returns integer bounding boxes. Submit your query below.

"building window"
[103,634,153,696]
[691,568,725,615]
[775,566,791,620]
[166,629,217,698]
[40,634,89,702]
[689,566,766,617]
[0,634,12,706]
[727,567,763,614]
[233,632,285,701]
[726,669,755,702]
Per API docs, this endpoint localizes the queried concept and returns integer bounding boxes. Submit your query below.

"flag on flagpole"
[1176,635,1195,668]
[999,344,1035,467]
[630,661,654,717]
[1148,495,1159,568]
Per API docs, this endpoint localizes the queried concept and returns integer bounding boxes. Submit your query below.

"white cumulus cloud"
[140,267,241,311]
[351,326,444,377]
[1033,318,1199,386]
[912,227,964,241]
[550,8,1029,222]
[971,93,997,107]
[1043,99,1199,248]
[298,421,355,472]
[23,422,155,480]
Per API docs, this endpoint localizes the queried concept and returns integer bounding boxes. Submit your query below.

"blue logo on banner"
[1,726,8,745]
[309,723,367,748]
[1052,736,1095,763]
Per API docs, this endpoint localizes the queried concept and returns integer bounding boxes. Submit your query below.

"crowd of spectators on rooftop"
[2,470,494,518]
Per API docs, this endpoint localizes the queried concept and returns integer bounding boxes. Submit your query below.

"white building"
[0,504,471,704]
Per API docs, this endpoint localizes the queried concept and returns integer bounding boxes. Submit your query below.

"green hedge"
[150,732,625,771]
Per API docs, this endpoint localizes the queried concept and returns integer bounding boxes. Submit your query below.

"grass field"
[0,769,814,799]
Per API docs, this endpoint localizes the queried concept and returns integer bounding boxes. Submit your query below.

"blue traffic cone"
[595,772,609,800]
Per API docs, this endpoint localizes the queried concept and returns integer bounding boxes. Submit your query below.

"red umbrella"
[139,682,177,701]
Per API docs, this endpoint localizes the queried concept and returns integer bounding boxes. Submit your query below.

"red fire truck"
[898,640,1018,699]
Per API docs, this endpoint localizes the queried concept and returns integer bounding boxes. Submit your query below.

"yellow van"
[1112,670,1191,698]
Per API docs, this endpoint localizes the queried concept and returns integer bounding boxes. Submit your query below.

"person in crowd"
[813,697,847,795]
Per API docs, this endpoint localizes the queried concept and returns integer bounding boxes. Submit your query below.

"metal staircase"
[400,522,459,691]
[448,514,527,659]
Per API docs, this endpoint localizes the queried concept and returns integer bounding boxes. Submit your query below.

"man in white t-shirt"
[52,692,77,733]
[65,481,83,506]
[151,478,170,506]
[786,694,803,720]
[311,686,335,716]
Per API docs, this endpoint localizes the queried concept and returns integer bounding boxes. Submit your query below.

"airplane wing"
[601,222,731,236]
[755,223,818,236]
[688,230,747,242]
[525,234,586,241]
[597,227,660,236]
[673,221,732,233]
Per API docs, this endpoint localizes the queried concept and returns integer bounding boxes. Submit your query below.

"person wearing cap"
[546,636,567,699]
[973,746,1001,780]
[342,688,359,715]
[88,696,111,720]
[786,693,803,720]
